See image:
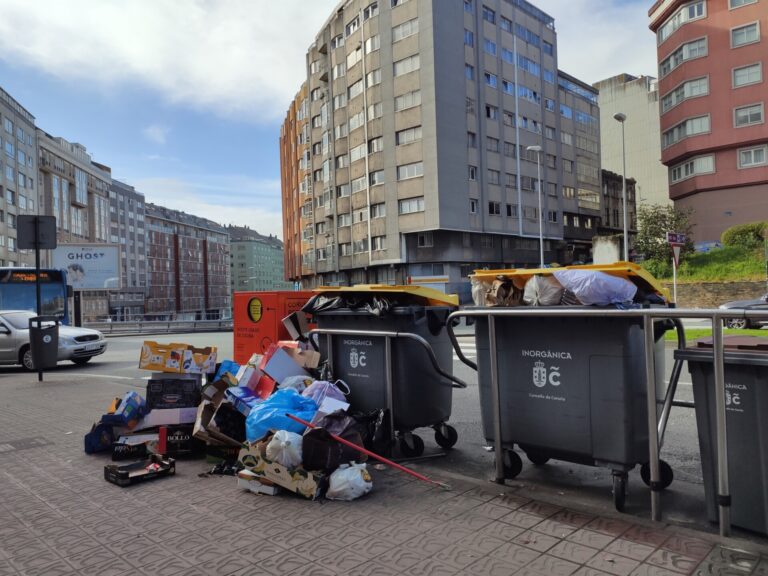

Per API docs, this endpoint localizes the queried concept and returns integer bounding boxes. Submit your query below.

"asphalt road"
[0,330,720,534]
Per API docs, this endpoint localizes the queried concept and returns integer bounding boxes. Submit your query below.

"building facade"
[593,73,671,207]
[145,204,230,320]
[228,225,292,292]
[0,87,38,267]
[280,0,603,298]
[649,0,768,242]
[108,180,147,320]
[599,169,638,239]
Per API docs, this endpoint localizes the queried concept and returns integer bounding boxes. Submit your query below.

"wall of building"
[661,280,766,309]
[108,180,147,319]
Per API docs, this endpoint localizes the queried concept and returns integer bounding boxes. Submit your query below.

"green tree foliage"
[721,221,766,250]
[635,204,695,262]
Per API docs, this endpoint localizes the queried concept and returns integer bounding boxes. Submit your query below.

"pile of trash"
[85,338,385,500]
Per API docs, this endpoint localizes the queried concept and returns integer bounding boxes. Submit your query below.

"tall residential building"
[280,0,603,297]
[228,225,292,292]
[0,87,38,267]
[145,204,230,320]
[599,169,638,239]
[649,0,768,242]
[108,180,147,320]
[593,74,671,207]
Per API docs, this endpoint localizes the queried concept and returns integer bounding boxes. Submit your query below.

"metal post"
[712,314,731,536]
[384,336,395,451]
[621,121,628,261]
[536,152,544,268]
[488,315,505,483]
[643,313,661,521]
[326,333,334,377]
[34,216,43,382]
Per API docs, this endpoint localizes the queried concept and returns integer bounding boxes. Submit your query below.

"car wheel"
[20,346,35,371]
[72,357,92,366]
[726,318,749,329]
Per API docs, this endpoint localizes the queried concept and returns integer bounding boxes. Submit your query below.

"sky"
[0,0,657,239]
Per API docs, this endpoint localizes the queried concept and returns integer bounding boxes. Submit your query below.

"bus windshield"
[0,269,68,321]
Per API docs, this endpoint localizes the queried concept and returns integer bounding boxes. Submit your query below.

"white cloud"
[142,124,169,145]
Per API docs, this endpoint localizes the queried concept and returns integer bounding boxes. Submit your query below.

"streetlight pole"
[526,145,544,268]
[613,112,629,261]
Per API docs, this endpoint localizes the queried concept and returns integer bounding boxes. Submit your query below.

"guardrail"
[84,319,233,335]
[446,306,768,538]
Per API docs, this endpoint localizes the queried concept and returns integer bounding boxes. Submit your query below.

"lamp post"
[526,145,544,268]
[613,112,629,261]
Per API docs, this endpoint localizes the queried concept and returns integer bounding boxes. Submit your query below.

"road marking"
[66,373,137,381]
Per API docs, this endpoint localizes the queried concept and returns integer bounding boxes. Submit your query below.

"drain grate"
[0,437,51,453]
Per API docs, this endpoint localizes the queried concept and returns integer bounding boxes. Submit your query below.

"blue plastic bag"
[245,388,318,443]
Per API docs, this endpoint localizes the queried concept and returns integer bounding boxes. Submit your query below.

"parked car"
[0,310,108,370]
[719,294,768,329]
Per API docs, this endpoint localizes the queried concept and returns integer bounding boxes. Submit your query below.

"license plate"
[85,343,102,351]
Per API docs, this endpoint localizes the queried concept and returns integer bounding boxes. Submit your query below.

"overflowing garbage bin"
[28,315,59,370]
[457,263,679,511]
[675,336,768,535]
[306,285,462,457]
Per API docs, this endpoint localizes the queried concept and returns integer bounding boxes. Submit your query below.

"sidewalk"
[1,373,766,576]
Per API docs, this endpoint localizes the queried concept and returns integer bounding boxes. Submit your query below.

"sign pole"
[672,255,678,304]
[34,217,43,382]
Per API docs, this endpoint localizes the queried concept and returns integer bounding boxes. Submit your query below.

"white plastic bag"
[553,270,637,306]
[265,430,303,468]
[326,462,373,501]
[523,275,564,306]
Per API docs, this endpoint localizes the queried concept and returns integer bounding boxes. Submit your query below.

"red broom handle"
[286,413,449,489]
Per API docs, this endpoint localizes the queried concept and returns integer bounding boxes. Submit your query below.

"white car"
[0,310,108,370]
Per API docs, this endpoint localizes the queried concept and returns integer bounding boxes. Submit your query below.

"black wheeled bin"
[675,336,768,535]
[29,316,59,370]
[309,286,460,456]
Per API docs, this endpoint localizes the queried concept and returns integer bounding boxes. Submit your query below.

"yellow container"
[314,284,459,307]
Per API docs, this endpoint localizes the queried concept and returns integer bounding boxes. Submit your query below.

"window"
[368,102,383,119]
[739,145,767,168]
[543,40,554,56]
[486,137,499,152]
[464,0,473,12]
[396,126,422,145]
[353,239,369,253]
[734,63,762,87]
[365,35,380,54]
[7,214,16,229]
[563,159,574,173]
[351,175,367,193]
[523,206,538,220]
[7,237,15,252]
[468,132,477,148]
[547,211,558,223]
[545,98,555,112]
[372,236,386,251]
[470,199,478,214]
[507,204,518,217]
[336,155,349,169]
[316,248,327,261]
[393,18,418,42]
[348,79,364,100]
[488,201,501,215]
[395,90,421,111]
[485,105,498,120]
[468,165,477,180]
[371,203,386,218]
[6,189,14,205]
[464,29,474,47]
[662,115,710,147]
[482,6,495,23]
[345,16,360,36]
[333,94,347,110]
[484,38,497,56]
[484,72,497,88]
[369,170,385,185]
[670,154,715,183]
[335,124,348,140]
[465,64,475,80]
[311,115,322,128]
[732,22,760,47]
[366,69,382,88]
[734,103,763,127]
[338,213,352,227]
[340,242,352,256]
[315,222,327,235]
[394,55,420,76]
[337,184,351,198]
[506,172,516,187]
[5,140,13,158]
[661,77,709,112]
[331,34,345,49]
[562,186,575,199]
[399,197,425,214]
[350,143,366,163]
[363,2,379,20]
[347,46,362,68]
[332,63,346,79]
[659,37,707,77]
[353,207,369,223]
[561,132,573,146]
[503,112,515,127]
[500,15,512,32]
[3,117,12,133]
[368,137,384,153]
[417,232,433,247]
[560,104,573,119]
[730,0,757,6]
[545,125,555,140]
[397,162,423,180]
[487,170,500,185]
[392,0,411,5]
[657,1,705,44]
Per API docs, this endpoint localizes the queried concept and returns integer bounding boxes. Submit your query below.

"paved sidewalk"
[0,373,766,576]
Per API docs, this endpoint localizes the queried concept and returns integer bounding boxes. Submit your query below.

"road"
[0,330,719,534]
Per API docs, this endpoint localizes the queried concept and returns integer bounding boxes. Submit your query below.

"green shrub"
[642,258,672,280]
[721,221,766,250]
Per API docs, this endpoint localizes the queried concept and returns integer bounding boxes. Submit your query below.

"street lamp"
[613,112,629,261]
[526,145,545,268]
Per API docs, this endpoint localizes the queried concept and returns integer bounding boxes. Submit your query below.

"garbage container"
[675,336,768,535]
[308,285,460,456]
[28,316,59,370]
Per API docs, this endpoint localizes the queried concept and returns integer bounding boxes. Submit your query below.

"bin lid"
[469,261,670,301]
[695,335,768,352]
[313,284,458,307]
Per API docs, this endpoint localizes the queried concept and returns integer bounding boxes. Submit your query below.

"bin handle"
[446,315,478,371]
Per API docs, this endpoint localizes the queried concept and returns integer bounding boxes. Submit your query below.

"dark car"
[719,294,768,329]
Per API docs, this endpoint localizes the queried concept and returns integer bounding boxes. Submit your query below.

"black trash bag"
[363,295,394,317]
[302,294,345,314]
[302,410,367,472]
[213,406,246,443]
[351,409,391,456]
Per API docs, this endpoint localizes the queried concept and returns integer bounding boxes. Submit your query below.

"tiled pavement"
[1,375,767,575]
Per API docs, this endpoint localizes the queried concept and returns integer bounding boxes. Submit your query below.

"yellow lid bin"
[314,284,459,307]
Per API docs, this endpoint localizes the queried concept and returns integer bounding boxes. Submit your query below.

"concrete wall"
[661,280,766,308]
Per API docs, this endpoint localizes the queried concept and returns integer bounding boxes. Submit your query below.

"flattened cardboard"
[238,440,326,500]
[192,401,243,447]
[133,407,198,431]
[262,348,311,383]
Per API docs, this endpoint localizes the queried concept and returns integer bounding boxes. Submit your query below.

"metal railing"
[85,319,233,335]
[446,306,768,538]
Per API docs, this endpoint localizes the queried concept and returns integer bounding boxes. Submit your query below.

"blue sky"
[0,0,656,239]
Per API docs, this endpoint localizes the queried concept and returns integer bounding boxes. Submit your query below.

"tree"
[635,204,695,262]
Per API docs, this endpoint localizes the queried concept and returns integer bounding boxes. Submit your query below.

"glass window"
[464,29,474,46]
[395,90,421,111]
[394,54,420,76]
[732,22,759,47]
[484,38,496,56]
[488,201,501,215]
[465,64,475,80]
[738,145,767,168]
[396,162,423,180]
[734,103,764,127]
[393,18,418,42]
[670,154,714,182]
[484,72,497,88]
[398,196,425,214]
[730,0,757,6]
[482,6,495,23]
[657,1,705,44]
[733,63,762,87]
[661,76,709,112]
[396,126,422,146]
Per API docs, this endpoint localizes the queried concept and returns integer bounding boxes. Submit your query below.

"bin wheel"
[434,424,458,449]
[525,450,550,466]
[503,450,523,479]
[640,460,674,490]
[612,473,627,512]
[399,433,425,458]
[20,346,35,372]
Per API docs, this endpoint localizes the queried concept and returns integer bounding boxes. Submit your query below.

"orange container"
[233,291,314,365]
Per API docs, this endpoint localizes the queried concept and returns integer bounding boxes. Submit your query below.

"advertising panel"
[51,244,120,290]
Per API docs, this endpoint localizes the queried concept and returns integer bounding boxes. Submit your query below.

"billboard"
[51,244,120,290]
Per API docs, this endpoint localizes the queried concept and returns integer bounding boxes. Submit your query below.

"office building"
[228,225,292,292]
[145,204,230,320]
[593,73,670,207]
[649,0,768,242]
[0,87,38,267]
[599,169,637,239]
[280,0,603,297]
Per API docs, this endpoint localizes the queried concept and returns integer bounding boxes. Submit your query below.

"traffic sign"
[672,245,682,268]
[666,231,686,246]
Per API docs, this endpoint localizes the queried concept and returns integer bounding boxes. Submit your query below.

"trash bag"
[523,275,564,306]
[245,389,318,443]
[485,276,523,307]
[326,462,373,501]
[302,422,367,472]
[301,294,345,314]
[280,375,313,393]
[471,277,492,306]
[352,409,391,455]
[553,270,638,306]
[301,380,349,406]
[265,430,303,468]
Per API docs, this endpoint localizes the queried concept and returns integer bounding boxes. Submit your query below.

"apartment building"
[649,0,768,242]
[228,225,292,292]
[108,180,147,320]
[593,74,671,207]
[145,204,230,320]
[0,87,38,267]
[599,169,638,238]
[281,0,603,297]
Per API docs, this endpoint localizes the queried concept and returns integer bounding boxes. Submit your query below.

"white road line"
[66,373,138,381]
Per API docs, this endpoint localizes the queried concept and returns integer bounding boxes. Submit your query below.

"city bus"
[0,268,71,324]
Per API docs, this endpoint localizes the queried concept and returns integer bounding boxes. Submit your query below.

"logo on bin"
[532,361,561,388]
[43,335,52,344]
[349,348,367,369]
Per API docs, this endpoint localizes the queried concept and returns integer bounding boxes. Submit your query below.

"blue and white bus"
[0,268,70,324]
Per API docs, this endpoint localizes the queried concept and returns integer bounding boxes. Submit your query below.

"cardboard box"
[153,425,204,457]
[146,373,202,410]
[112,433,159,461]
[282,311,311,342]
[235,361,264,392]
[100,391,146,428]
[139,341,217,374]
[225,386,261,417]
[237,470,280,496]
[133,407,198,431]
[192,401,244,447]
[238,440,327,500]
[262,347,311,384]
[206,442,241,464]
